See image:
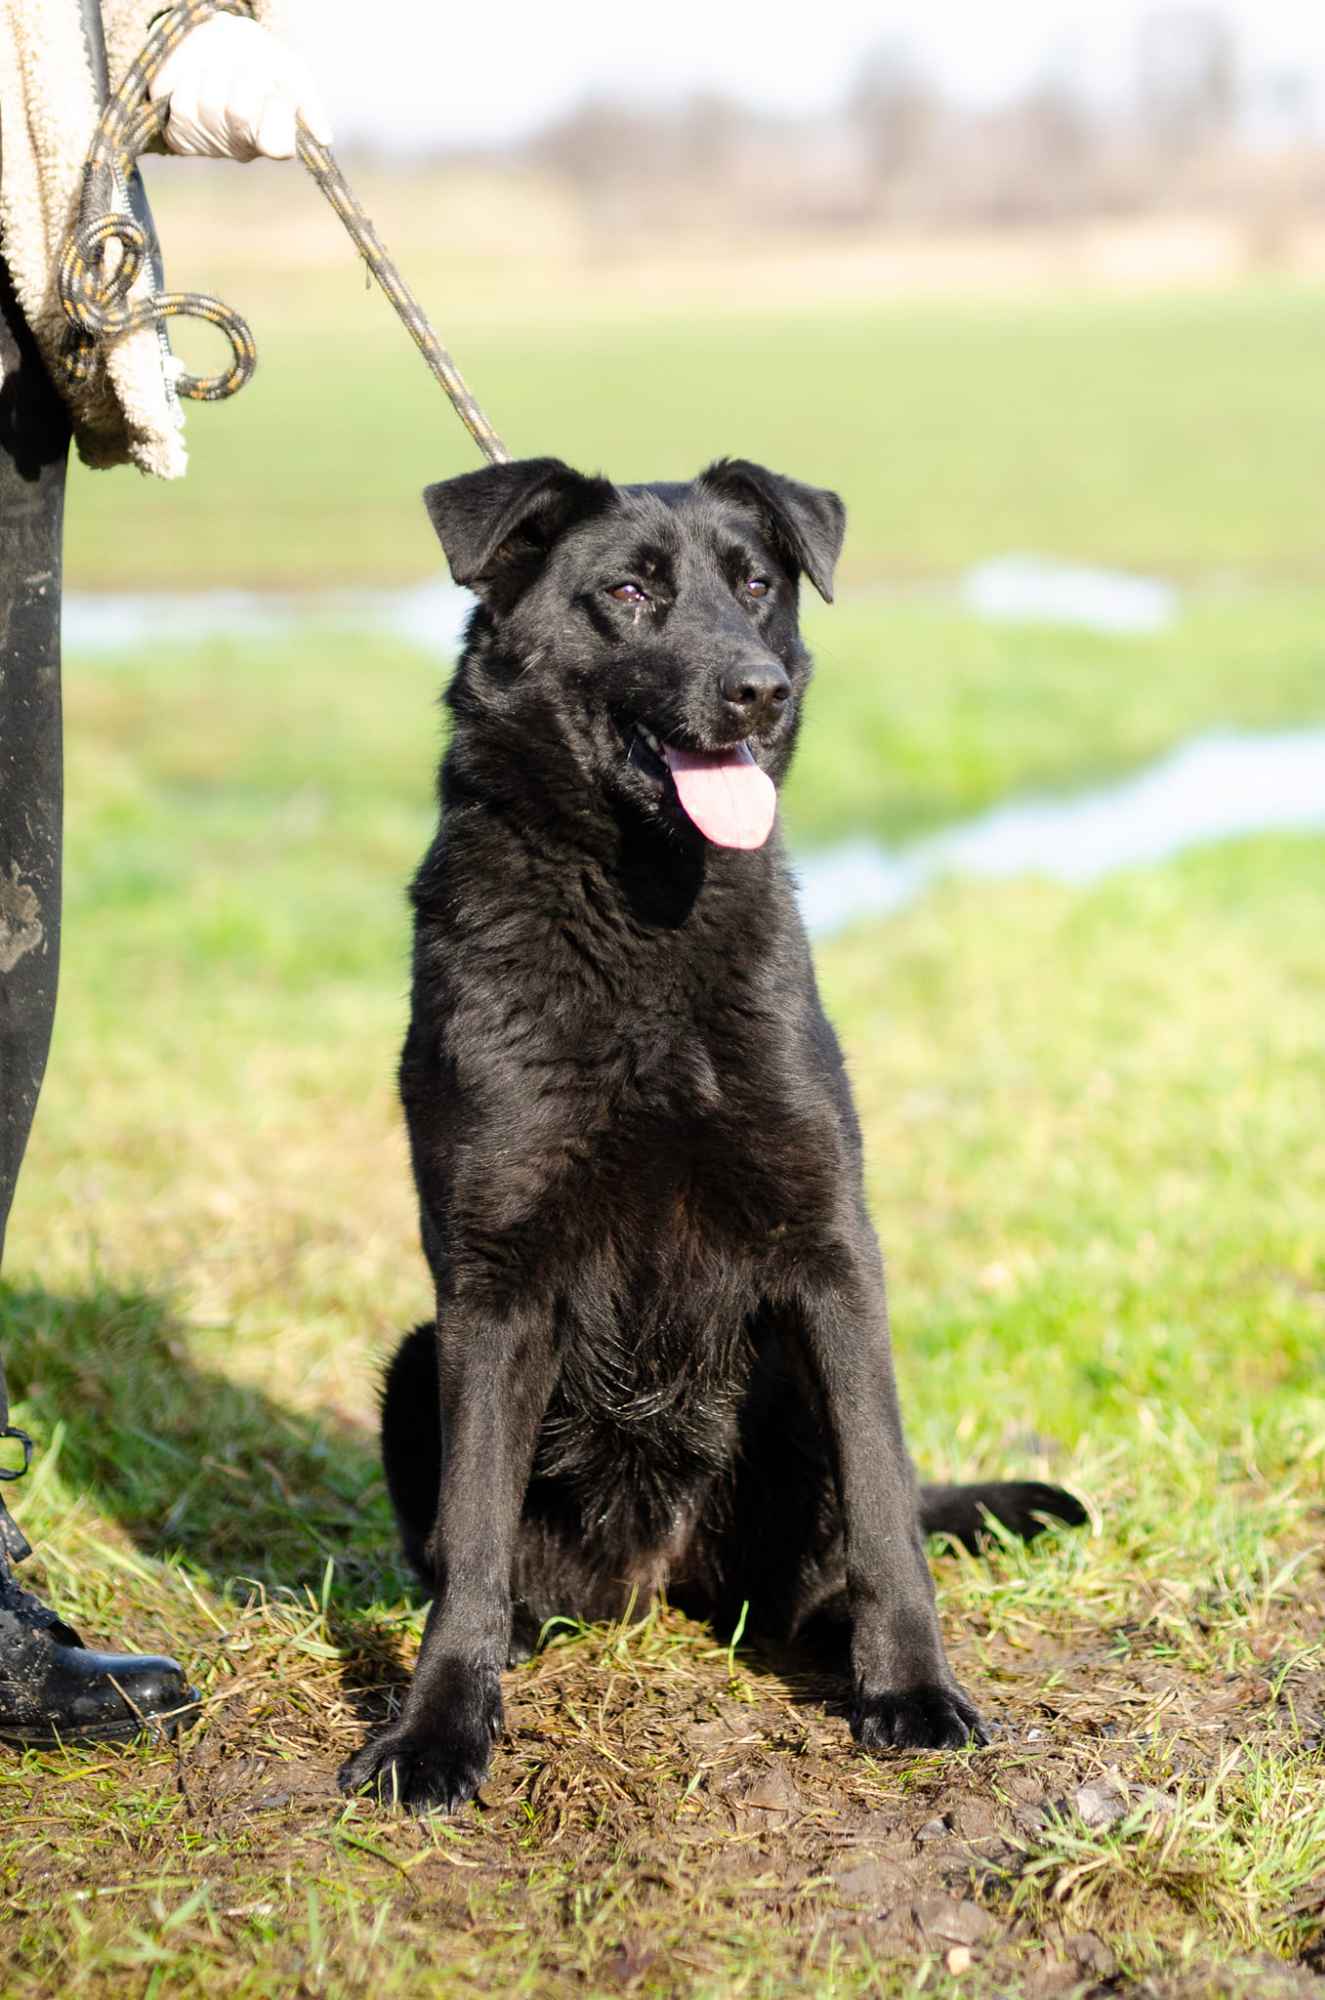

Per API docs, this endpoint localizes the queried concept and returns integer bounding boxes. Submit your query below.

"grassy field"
[4,226,1325,1995]
[65,247,1325,591]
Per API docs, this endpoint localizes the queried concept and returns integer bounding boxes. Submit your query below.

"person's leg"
[0,248,69,1573]
[0,249,65,1258]
[0,254,196,1745]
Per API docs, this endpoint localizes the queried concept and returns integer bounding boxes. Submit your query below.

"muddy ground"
[10,1559,1323,2000]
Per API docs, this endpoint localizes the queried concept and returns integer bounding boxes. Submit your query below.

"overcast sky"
[286,0,1325,151]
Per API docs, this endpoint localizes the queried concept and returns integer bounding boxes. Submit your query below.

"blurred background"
[68,0,1325,592]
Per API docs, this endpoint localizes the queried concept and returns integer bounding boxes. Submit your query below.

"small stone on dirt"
[1021,1966,1082,1999]
[913,1896,995,1946]
[954,1798,999,1840]
[1003,1772,1049,1803]
[946,1945,973,1975]
[728,1762,804,1829]
[830,1851,913,1905]
[1069,1775,1130,1829]
[684,1708,752,1751]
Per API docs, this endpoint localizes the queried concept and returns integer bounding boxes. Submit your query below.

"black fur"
[340,458,1087,1813]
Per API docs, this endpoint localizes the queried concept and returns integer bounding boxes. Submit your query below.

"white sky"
[285,0,1325,151]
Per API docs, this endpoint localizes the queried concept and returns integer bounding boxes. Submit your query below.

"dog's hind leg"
[380,1323,442,1585]
[917,1481,1088,1553]
[717,1335,1088,1623]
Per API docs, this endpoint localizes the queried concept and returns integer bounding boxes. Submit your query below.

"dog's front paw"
[338,1680,502,1813]
[338,1723,493,1813]
[852,1682,988,1752]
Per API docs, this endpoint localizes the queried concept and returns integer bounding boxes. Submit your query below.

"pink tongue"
[662,742,777,849]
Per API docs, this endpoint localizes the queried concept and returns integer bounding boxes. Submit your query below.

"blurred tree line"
[496,6,1324,249]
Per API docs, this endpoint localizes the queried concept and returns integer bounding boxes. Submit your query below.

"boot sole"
[0,1695,201,1749]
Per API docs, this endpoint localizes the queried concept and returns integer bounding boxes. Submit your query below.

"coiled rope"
[58,0,510,464]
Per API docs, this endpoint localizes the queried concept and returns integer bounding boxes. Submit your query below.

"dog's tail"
[380,1322,442,1583]
[916,1480,1088,1552]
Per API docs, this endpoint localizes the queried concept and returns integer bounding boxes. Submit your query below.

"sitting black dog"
[340,456,1086,1812]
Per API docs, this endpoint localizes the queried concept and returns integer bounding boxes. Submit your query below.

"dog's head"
[424,457,845,851]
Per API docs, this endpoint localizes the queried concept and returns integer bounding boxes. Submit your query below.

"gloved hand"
[149,11,332,162]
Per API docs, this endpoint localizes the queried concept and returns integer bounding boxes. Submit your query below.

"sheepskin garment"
[0,0,279,477]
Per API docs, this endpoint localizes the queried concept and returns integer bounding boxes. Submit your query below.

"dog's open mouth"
[633,728,776,851]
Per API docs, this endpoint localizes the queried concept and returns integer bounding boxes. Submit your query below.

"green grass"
[3,830,1322,1996]
[793,586,1325,839]
[67,273,1325,589]
[0,606,1322,1993]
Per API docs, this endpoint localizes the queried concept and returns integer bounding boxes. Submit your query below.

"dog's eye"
[745,577,771,598]
[608,581,649,605]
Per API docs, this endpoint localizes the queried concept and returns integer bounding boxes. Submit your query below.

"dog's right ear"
[699,459,845,602]
[423,457,614,595]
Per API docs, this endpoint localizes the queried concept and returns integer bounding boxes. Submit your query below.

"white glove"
[149,12,332,162]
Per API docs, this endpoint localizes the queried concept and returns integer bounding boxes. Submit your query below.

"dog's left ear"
[700,459,846,602]
[423,457,614,594]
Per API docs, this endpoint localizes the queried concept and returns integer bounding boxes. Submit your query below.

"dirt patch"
[5,1553,1324,1998]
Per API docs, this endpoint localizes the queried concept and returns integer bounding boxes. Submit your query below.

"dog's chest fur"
[407,822,849,1549]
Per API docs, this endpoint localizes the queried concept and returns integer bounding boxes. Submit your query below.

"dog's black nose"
[720,658,791,727]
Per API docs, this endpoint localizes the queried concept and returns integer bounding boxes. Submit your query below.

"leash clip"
[0,1428,34,1482]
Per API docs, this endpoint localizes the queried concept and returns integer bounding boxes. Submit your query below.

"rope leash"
[58,0,510,465]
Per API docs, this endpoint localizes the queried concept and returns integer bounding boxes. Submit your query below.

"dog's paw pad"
[337,1729,491,1814]
[852,1683,988,1753]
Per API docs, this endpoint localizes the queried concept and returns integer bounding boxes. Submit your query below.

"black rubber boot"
[0,1540,200,1748]
[0,1382,199,1747]
[0,252,198,1751]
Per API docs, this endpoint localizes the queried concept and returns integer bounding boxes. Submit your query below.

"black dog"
[340,457,1085,1812]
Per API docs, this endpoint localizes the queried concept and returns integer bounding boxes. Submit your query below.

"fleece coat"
[0,0,279,477]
